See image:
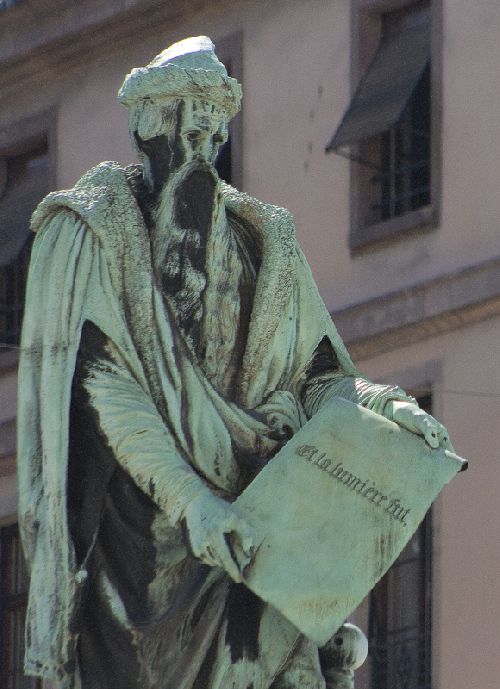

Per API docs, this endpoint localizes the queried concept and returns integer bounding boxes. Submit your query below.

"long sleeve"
[301,337,415,419]
[74,322,212,527]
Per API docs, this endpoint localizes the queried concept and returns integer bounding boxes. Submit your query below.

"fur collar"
[220,182,297,399]
[31,162,298,398]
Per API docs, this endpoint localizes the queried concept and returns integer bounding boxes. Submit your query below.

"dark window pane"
[374,65,431,223]
[327,1,432,233]
[0,237,33,346]
[326,2,430,152]
[368,394,433,689]
[0,141,48,345]
[1,525,41,689]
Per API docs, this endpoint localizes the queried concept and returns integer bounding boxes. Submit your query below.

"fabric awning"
[326,10,430,153]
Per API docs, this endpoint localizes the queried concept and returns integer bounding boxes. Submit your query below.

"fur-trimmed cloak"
[18,162,399,688]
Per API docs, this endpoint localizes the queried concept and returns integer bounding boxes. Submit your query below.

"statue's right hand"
[181,493,257,583]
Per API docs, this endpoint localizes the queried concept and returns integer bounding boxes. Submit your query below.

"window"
[326,1,439,249]
[0,137,50,347]
[364,394,433,689]
[214,32,243,188]
[0,523,41,689]
[368,514,432,689]
[374,62,430,223]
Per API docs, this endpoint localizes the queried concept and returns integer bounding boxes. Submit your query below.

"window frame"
[350,362,443,689]
[0,109,56,369]
[367,391,434,689]
[368,510,433,689]
[348,0,442,252]
[0,522,42,689]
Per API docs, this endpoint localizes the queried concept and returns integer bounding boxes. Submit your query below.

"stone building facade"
[0,1,498,688]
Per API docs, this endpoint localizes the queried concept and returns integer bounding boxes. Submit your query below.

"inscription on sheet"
[295,444,410,526]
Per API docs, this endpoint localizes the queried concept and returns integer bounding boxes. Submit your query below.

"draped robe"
[17,162,411,689]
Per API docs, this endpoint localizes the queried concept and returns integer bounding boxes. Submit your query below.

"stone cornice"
[332,256,500,361]
[0,0,212,93]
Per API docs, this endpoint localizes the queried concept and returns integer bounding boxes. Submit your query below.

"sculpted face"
[147,97,231,284]
[180,99,229,166]
[137,98,229,192]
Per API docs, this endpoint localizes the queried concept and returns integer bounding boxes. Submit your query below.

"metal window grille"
[368,515,432,689]
[326,1,432,230]
[370,66,431,223]
[0,238,32,345]
[0,524,42,689]
[368,394,433,689]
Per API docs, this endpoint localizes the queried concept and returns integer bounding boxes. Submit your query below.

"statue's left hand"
[386,400,454,451]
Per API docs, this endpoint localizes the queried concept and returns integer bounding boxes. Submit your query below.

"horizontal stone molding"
[0,0,209,92]
[332,256,500,361]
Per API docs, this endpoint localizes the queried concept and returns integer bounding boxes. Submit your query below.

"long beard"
[150,162,245,395]
[150,162,221,349]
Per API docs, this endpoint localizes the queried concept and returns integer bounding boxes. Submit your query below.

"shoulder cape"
[18,162,358,684]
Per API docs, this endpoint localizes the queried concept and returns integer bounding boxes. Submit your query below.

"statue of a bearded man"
[17,36,452,689]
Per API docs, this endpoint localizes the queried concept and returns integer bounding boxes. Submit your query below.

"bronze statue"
[17,37,453,689]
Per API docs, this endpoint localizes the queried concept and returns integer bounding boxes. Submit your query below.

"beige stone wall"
[356,314,500,689]
[1,0,499,687]
[51,0,354,308]
[44,0,500,309]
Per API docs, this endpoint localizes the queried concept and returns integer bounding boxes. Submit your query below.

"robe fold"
[17,161,409,688]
